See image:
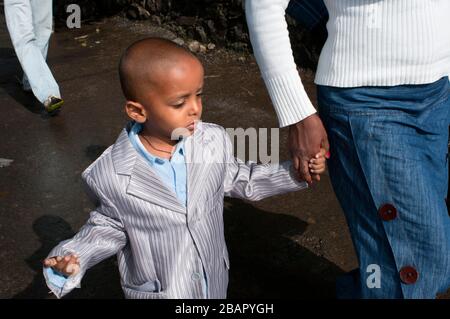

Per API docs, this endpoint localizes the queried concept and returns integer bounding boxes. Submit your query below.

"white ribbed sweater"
[246,0,450,127]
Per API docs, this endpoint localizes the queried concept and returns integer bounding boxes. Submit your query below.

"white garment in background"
[5,0,60,103]
[246,0,450,127]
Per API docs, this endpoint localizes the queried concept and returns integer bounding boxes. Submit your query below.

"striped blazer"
[43,121,307,299]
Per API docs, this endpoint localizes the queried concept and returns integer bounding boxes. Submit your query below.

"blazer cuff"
[264,68,317,127]
[282,161,309,190]
[44,245,83,298]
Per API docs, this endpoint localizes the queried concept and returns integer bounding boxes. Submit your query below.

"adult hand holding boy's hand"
[288,114,329,185]
[43,254,80,277]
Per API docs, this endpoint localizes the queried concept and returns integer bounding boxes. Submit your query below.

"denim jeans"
[286,0,328,30]
[4,0,60,103]
[318,77,450,298]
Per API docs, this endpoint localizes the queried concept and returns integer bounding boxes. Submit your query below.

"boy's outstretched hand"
[309,148,329,182]
[43,254,80,277]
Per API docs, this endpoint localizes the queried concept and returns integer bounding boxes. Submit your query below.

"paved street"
[0,8,447,299]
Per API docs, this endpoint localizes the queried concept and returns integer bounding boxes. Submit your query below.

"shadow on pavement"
[224,198,343,299]
[0,47,44,115]
[13,215,122,299]
[13,199,343,299]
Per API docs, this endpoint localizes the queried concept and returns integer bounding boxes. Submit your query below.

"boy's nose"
[189,100,201,115]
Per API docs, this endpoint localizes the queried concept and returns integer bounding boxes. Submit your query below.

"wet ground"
[0,10,448,299]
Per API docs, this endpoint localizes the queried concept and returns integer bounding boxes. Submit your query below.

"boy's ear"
[125,101,147,123]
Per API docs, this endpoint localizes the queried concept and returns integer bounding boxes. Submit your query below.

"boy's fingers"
[60,254,81,275]
[46,255,75,272]
[66,263,74,274]
[43,258,55,267]
[312,151,327,161]
[310,163,325,170]
[72,258,80,267]
[310,157,326,165]
[309,164,325,171]
[66,262,80,275]
[71,264,80,275]
[310,163,326,172]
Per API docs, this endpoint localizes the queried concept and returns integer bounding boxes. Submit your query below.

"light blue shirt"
[46,123,207,297]
[128,122,187,206]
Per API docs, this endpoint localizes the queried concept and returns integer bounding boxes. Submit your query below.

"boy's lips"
[186,122,196,131]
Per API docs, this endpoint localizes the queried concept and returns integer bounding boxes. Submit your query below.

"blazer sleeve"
[43,173,127,299]
[222,128,308,200]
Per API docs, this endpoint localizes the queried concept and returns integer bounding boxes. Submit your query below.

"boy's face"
[139,56,204,139]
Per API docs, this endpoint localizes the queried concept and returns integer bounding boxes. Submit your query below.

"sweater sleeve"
[245,0,317,127]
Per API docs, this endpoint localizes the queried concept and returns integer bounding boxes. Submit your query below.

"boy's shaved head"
[119,37,199,102]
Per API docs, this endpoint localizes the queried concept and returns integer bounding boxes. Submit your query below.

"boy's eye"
[171,100,185,108]
[196,92,203,97]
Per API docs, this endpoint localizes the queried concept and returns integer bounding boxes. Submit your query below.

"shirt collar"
[129,122,185,165]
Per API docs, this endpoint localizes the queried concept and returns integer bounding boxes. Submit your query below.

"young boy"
[42,37,327,299]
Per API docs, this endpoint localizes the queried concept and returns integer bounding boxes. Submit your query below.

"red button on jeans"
[378,204,397,221]
[399,266,418,285]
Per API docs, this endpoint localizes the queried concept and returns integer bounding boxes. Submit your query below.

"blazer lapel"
[185,122,211,214]
[127,157,187,215]
[111,124,186,215]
